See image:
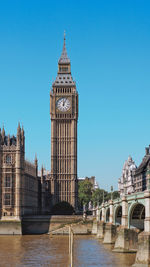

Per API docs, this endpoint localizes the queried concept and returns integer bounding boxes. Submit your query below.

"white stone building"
[118,156,137,196]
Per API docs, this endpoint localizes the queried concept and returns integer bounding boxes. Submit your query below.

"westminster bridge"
[92,189,150,266]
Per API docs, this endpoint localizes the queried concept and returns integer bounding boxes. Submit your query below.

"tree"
[78,179,120,210]
[91,189,120,206]
[78,180,93,208]
[102,190,120,202]
[112,190,120,199]
[92,188,107,206]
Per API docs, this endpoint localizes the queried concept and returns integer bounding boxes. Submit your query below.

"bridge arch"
[100,210,102,221]
[129,202,145,230]
[106,207,110,222]
[114,205,122,225]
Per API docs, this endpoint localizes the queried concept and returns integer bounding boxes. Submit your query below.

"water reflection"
[74,236,135,267]
[0,235,135,267]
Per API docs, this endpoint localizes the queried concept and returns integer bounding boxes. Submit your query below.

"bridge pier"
[113,196,138,252]
[97,221,105,239]
[133,190,150,266]
[103,223,117,244]
[103,200,117,244]
[113,227,138,253]
[133,231,150,266]
[96,207,100,221]
[102,203,105,222]
[92,219,98,234]
[121,196,128,227]
[109,200,114,224]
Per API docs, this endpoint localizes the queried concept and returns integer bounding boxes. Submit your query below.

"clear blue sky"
[0,0,150,190]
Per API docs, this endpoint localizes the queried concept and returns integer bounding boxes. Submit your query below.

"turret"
[7,134,10,146]
[17,122,21,147]
[2,126,5,143]
[16,123,22,172]
[21,126,25,150]
[41,165,44,184]
[34,154,38,177]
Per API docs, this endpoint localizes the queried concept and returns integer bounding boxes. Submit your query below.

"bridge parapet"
[97,192,146,230]
[126,192,144,204]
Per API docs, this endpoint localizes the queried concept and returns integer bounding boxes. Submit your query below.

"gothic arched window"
[6,155,11,164]
[4,175,11,188]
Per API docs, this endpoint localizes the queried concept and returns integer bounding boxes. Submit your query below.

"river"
[0,235,136,266]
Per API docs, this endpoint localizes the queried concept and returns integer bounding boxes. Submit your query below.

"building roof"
[53,73,75,86]
[52,34,75,87]
[135,154,150,174]
[58,33,70,64]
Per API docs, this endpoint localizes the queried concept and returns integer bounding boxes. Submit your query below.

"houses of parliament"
[0,35,78,219]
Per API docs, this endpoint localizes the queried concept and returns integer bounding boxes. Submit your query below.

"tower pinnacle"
[58,32,70,64]
[64,30,66,41]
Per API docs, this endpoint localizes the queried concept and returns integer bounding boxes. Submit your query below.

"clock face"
[56,97,71,112]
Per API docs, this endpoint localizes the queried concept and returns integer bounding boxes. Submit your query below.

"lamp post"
[111,186,113,200]
[109,186,114,224]
[103,190,104,203]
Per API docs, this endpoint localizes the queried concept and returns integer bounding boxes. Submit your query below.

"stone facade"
[133,146,150,192]
[118,147,150,195]
[0,124,40,220]
[38,167,52,214]
[49,36,78,210]
[118,156,137,196]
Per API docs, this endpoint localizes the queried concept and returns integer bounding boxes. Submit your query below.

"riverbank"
[0,215,93,235]
[49,220,93,235]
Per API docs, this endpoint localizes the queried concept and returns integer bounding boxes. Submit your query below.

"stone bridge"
[98,192,146,230]
[92,190,150,266]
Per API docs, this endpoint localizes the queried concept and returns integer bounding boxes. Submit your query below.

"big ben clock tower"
[50,34,78,210]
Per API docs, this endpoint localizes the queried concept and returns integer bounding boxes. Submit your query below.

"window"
[59,67,68,72]
[4,193,11,206]
[4,175,11,188]
[6,155,11,164]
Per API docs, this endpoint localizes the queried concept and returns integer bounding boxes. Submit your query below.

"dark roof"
[135,155,150,175]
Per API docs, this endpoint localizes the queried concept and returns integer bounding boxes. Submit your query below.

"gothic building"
[118,156,137,196]
[0,124,40,220]
[39,167,51,214]
[133,146,150,192]
[118,146,150,195]
[49,35,78,209]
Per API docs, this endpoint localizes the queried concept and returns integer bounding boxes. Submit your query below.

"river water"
[0,235,136,267]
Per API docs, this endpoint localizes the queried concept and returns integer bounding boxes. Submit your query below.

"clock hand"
[62,98,67,107]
